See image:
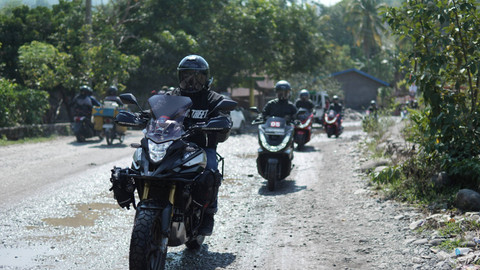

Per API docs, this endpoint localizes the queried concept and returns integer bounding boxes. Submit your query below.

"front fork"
[146,184,176,268]
[142,183,177,236]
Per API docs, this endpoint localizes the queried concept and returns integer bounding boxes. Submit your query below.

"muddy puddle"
[41,202,117,228]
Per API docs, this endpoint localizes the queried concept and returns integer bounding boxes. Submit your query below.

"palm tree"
[345,0,387,59]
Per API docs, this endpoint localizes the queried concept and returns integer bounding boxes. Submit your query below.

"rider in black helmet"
[295,89,315,113]
[72,85,101,117]
[170,54,233,236]
[260,80,297,122]
[104,85,124,106]
[328,95,343,126]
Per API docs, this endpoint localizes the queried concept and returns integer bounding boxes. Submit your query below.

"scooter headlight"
[297,117,312,129]
[148,139,173,163]
[259,130,292,152]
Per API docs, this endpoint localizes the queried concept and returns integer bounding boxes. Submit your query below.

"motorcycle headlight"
[259,130,292,152]
[148,140,173,163]
[298,117,312,129]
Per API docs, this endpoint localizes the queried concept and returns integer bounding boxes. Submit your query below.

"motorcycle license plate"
[103,124,114,129]
[297,131,305,134]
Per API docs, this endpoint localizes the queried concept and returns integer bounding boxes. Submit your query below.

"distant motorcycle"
[251,111,294,191]
[72,108,102,142]
[93,101,127,145]
[110,93,236,270]
[324,109,343,138]
[293,107,314,149]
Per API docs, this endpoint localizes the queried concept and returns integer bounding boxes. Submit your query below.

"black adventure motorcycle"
[110,93,236,270]
[251,111,294,191]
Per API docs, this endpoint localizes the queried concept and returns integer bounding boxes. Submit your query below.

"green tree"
[86,40,140,94]
[346,0,387,60]
[18,41,72,90]
[385,0,480,184]
[0,5,54,82]
[0,78,49,127]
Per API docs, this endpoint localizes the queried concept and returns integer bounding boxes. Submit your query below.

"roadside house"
[330,68,391,110]
[228,76,275,109]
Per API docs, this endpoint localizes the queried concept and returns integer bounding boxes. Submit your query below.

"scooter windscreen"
[262,117,287,135]
[146,95,193,143]
[296,108,310,121]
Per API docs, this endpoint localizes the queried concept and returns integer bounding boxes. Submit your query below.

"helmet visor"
[179,70,208,93]
[276,90,290,100]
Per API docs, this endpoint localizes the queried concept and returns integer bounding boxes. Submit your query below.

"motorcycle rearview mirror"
[119,93,143,111]
[207,98,237,117]
[249,107,260,113]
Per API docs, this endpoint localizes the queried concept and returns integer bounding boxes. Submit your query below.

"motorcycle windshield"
[296,108,310,121]
[146,95,193,143]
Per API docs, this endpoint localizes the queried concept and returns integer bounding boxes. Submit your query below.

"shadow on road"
[167,244,236,270]
[295,145,316,152]
[90,143,129,149]
[258,179,306,196]
[68,138,103,146]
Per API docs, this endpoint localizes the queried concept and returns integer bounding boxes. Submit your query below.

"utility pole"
[85,0,92,85]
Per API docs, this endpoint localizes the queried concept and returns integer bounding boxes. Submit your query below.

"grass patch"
[438,238,463,251]
[0,134,57,146]
[436,219,480,251]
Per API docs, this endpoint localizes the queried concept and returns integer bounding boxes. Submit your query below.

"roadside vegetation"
[361,0,480,259]
[366,0,480,207]
[0,134,57,146]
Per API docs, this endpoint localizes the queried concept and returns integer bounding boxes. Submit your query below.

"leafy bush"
[0,79,50,127]
[385,0,480,188]
[362,109,395,143]
[0,79,17,127]
[371,165,401,185]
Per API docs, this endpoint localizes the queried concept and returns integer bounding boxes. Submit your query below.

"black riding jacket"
[171,88,230,149]
[328,102,343,115]
[261,99,297,122]
[295,99,315,112]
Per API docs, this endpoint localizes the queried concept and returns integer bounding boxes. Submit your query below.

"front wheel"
[75,133,86,142]
[130,208,166,270]
[326,126,334,138]
[267,162,277,191]
[105,129,114,145]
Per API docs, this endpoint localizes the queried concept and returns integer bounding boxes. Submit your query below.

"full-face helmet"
[177,55,210,94]
[299,89,309,101]
[80,85,93,96]
[107,85,118,96]
[275,80,291,100]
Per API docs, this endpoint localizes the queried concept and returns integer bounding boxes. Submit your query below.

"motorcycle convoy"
[72,89,128,145]
[101,86,342,269]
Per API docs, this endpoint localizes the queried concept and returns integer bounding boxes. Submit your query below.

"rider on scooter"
[72,85,101,117]
[169,55,232,236]
[259,80,297,123]
[295,89,315,113]
[328,95,343,126]
[104,85,124,106]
